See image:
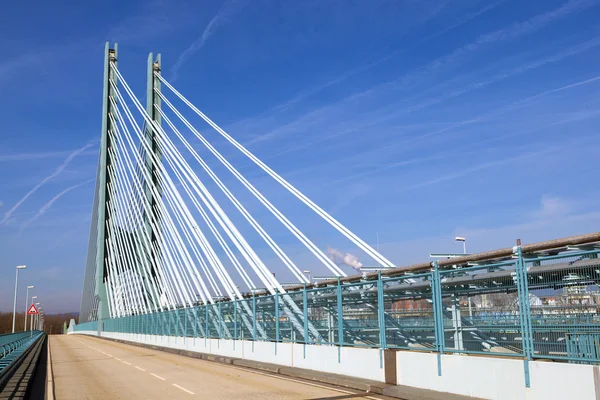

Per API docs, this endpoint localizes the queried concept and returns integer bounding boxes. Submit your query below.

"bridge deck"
[50,335,390,399]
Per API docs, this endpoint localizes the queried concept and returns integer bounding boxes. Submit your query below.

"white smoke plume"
[327,246,363,272]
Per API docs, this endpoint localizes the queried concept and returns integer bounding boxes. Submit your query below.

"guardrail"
[0,331,44,379]
[75,246,600,365]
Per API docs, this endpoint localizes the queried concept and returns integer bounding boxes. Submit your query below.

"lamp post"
[24,285,34,331]
[12,265,27,333]
[455,236,467,254]
[455,236,473,319]
[30,296,38,331]
[303,270,311,283]
[35,303,41,331]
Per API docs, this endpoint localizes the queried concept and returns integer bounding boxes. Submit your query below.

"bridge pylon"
[94,42,119,327]
[142,51,164,308]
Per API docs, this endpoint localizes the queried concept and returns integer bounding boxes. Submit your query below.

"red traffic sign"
[27,304,39,315]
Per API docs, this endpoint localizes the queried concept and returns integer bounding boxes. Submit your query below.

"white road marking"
[74,334,381,399]
[172,384,195,395]
[135,366,146,372]
[227,365,384,400]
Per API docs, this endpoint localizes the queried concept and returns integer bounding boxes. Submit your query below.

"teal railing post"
[432,261,444,376]
[275,292,280,354]
[337,278,343,363]
[205,304,209,342]
[233,299,237,349]
[252,293,257,353]
[376,271,387,369]
[376,271,386,349]
[218,301,223,345]
[303,283,309,358]
[193,307,198,338]
[514,245,534,387]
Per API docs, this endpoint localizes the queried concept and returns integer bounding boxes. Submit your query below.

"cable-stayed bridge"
[62,43,600,400]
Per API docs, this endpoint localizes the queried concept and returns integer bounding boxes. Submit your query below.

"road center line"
[150,373,166,381]
[122,361,132,365]
[172,384,195,395]
[135,366,146,371]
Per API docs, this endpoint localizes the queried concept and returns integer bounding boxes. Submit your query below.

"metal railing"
[74,246,600,366]
[0,331,44,376]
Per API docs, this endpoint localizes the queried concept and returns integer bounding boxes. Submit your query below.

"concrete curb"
[46,337,54,400]
[80,334,481,400]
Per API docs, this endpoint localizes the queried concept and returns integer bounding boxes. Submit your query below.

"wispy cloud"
[245,1,597,148]
[170,0,245,81]
[20,178,95,231]
[534,195,573,220]
[243,1,499,116]
[423,0,597,72]
[1,142,95,225]
[403,147,558,191]
[105,0,183,44]
[365,73,600,158]
[0,150,74,162]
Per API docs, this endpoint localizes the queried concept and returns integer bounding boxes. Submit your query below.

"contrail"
[1,142,94,225]
[170,0,245,81]
[21,178,95,230]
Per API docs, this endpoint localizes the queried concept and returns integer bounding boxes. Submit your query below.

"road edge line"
[46,336,55,400]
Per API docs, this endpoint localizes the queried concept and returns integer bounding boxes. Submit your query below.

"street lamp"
[303,270,311,283]
[30,296,38,331]
[12,265,26,333]
[455,236,467,254]
[35,303,41,331]
[24,285,34,331]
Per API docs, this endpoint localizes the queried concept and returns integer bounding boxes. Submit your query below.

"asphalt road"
[50,335,391,399]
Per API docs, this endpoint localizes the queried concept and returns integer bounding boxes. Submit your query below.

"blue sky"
[1,0,600,313]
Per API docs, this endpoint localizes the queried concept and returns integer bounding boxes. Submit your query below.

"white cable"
[111,66,314,340]
[157,177,224,298]
[125,126,211,308]
[158,97,344,277]
[151,241,179,308]
[108,141,162,314]
[159,144,255,292]
[105,268,116,318]
[157,133,257,293]
[105,184,138,316]
[113,76,265,339]
[107,135,148,315]
[111,90,211,307]
[159,110,314,282]
[111,73,280,296]
[110,112,170,313]
[108,178,147,314]
[157,74,396,269]
[108,171,149,314]
[115,104,209,309]
[111,99,196,308]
